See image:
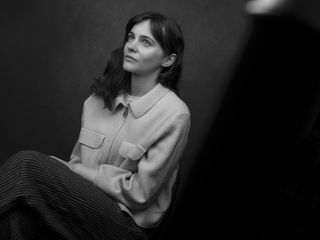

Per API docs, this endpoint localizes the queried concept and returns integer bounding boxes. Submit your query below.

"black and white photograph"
[0,0,320,239]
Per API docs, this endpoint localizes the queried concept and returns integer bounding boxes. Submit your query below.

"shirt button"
[123,108,129,117]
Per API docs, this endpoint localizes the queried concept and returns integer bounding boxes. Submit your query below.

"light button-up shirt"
[69,83,190,228]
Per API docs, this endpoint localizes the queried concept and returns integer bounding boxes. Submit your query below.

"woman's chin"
[123,63,135,73]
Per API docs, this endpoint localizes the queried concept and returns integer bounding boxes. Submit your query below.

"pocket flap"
[119,141,146,160]
[79,128,105,149]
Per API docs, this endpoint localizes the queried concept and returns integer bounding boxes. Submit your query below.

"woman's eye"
[128,35,134,41]
[142,39,151,46]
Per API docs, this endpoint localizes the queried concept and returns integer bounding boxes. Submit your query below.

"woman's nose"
[127,41,138,53]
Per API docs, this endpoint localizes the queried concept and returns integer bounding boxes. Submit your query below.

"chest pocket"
[119,141,146,172]
[79,128,106,163]
[79,127,105,148]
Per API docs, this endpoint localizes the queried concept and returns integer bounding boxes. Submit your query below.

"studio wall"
[0,0,249,183]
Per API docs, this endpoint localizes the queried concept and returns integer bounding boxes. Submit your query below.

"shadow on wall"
[164,0,320,239]
[0,0,249,184]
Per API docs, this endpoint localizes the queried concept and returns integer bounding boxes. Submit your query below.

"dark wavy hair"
[91,12,185,110]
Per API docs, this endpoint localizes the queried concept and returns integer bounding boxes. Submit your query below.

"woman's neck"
[130,71,159,96]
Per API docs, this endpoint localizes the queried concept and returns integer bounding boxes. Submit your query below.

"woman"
[0,11,190,240]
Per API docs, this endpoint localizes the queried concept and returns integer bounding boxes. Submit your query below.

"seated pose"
[0,12,190,240]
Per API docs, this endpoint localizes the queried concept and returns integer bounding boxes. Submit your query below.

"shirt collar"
[113,83,169,118]
[113,94,126,111]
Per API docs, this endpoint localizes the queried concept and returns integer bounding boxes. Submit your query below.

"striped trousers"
[0,151,147,240]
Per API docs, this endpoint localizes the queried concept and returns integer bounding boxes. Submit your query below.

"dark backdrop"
[0,1,249,238]
[0,1,249,191]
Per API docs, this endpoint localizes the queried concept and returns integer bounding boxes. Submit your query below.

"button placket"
[106,106,130,164]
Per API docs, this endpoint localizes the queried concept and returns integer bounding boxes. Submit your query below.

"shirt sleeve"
[91,113,190,210]
[69,104,85,165]
[69,141,81,164]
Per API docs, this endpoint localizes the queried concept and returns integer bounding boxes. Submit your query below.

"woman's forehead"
[130,20,154,38]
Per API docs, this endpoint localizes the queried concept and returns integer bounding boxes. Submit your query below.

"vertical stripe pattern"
[0,151,147,240]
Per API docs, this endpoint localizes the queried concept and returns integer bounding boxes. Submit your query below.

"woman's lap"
[0,150,145,240]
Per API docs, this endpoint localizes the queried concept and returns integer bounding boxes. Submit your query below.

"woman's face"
[123,20,166,76]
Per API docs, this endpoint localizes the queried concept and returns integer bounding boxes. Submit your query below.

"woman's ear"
[161,53,177,68]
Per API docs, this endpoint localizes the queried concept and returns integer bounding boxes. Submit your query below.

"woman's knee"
[14,150,42,157]
[7,150,45,167]
[12,150,44,159]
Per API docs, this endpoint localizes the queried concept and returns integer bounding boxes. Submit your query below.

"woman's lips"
[125,55,137,61]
